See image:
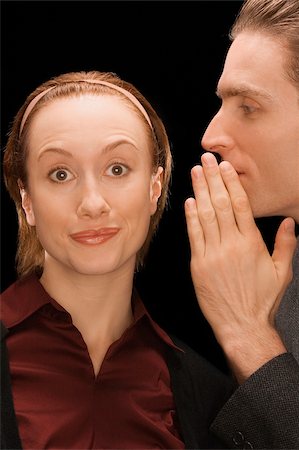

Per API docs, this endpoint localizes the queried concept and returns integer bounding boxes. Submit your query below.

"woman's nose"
[76,181,110,219]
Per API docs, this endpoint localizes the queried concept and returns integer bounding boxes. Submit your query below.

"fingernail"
[285,218,295,233]
[202,152,216,167]
[220,161,232,172]
[185,198,195,210]
[191,165,202,179]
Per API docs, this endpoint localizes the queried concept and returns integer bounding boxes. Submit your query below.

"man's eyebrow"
[216,84,273,102]
[37,140,139,161]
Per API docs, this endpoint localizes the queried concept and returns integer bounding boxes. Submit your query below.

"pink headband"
[19,79,153,137]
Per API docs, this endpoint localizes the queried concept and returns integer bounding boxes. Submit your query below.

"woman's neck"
[39,258,135,349]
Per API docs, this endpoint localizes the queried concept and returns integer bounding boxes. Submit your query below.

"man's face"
[201,31,299,222]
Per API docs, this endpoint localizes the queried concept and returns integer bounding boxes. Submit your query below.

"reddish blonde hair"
[3,71,173,278]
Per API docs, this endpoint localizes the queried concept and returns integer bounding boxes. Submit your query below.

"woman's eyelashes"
[47,162,130,184]
[105,162,130,178]
[48,166,75,183]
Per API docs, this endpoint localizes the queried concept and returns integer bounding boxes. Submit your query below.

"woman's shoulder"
[1,274,37,297]
[0,274,45,329]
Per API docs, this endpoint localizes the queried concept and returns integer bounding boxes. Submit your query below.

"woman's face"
[21,95,162,278]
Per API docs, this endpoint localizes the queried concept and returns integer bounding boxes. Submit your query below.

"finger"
[272,217,297,286]
[201,152,238,240]
[184,197,205,257]
[219,161,257,235]
[191,164,220,245]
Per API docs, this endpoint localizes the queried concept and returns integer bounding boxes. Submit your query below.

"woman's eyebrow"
[38,148,72,161]
[37,140,139,161]
[101,140,140,155]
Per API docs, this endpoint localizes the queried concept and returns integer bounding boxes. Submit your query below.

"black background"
[1,0,285,373]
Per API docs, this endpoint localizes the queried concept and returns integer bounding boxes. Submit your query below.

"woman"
[1,70,233,449]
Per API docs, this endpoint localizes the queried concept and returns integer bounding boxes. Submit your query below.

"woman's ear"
[150,166,163,215]
[18,180,36,226]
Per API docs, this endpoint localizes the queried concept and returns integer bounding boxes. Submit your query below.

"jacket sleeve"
[210,352,299,449]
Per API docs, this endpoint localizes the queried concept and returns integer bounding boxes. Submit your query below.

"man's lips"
[70,228,120,245]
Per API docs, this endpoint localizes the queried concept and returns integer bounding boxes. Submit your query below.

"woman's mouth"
[70,228,120,245]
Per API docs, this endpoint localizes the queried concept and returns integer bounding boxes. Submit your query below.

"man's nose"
[201,111,234,156]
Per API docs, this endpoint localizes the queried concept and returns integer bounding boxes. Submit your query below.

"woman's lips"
[70,228,120,245]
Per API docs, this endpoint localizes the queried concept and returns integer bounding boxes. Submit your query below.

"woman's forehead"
[33,94,143,121]
[26,95,151,160]
[28,94,149,140]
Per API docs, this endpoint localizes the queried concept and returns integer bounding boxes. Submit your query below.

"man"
[185,0,299,448]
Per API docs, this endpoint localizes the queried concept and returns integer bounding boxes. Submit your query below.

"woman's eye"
[106,163,129,177]
[49,168,73,182]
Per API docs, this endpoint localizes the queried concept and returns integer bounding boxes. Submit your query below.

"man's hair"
[230,0,299,90]
[3,71,173,278]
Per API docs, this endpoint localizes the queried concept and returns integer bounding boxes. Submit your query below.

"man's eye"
[240,104,256,114]
[106,164,129,177]
[49,168,73,182]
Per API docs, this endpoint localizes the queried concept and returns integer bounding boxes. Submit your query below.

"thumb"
[272,217,297,285]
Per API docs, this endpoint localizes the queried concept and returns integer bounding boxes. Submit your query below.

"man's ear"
[18,180,36,226]
[150,166,163,215]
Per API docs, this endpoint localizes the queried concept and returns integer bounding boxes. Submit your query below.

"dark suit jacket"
[210,238,299,449]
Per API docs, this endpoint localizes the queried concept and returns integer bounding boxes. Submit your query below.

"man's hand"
[184,152,297,383]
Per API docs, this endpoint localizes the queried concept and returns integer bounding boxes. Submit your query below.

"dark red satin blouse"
[1,275,185,449]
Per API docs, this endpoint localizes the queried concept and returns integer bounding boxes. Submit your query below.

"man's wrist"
[217,325,287,384]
